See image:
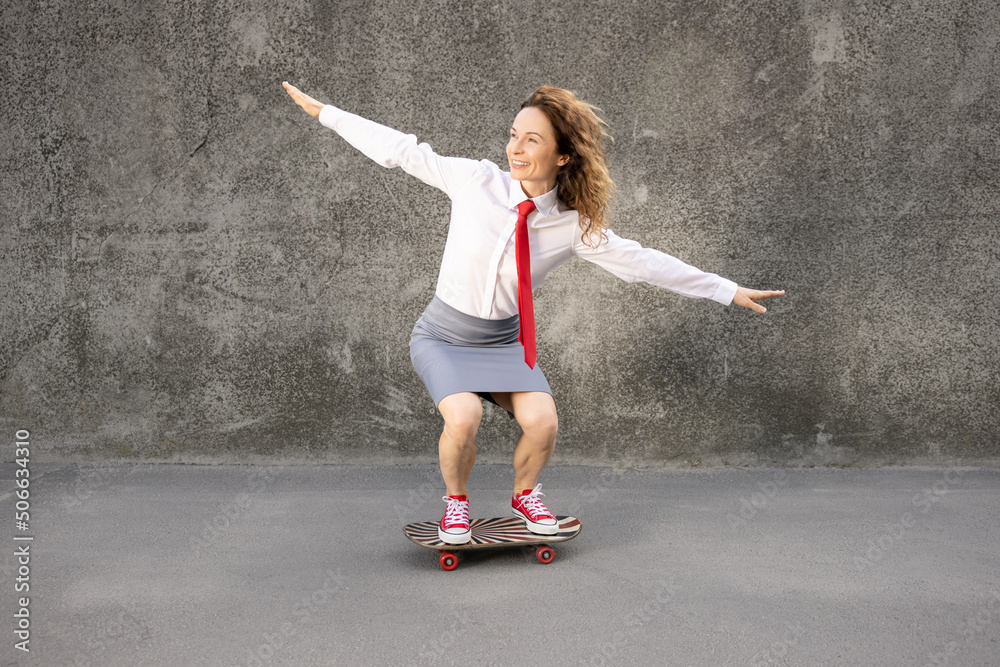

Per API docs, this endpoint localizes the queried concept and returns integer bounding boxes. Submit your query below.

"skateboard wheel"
[439,551,459,571]
[535,545,555,564]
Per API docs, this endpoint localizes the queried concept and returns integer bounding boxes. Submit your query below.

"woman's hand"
[733,286,785,314]
[282,81,324,118]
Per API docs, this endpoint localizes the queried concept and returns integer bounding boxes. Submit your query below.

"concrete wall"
[2,0,998,465]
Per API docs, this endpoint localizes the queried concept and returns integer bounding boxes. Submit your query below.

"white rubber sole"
[438,525,472,544]
[512,509,558,535]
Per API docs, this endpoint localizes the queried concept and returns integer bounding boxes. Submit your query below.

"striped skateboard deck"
[404,516,581,570]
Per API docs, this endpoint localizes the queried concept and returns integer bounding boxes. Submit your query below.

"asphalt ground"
[0,462,997,666]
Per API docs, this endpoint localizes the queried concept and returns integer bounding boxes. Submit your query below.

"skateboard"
[404,515,582,570]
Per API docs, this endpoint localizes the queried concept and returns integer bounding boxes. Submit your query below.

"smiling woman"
[511,87,615,247]
[507,106,570,197]
[281,80,783,545]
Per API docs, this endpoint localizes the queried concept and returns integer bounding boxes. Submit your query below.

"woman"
[282,81,783,544]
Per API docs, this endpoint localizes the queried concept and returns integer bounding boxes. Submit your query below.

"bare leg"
[437,392,483,496]
[490,391,559,495]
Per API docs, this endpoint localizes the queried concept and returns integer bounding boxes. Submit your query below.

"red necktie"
[515,199,537,368]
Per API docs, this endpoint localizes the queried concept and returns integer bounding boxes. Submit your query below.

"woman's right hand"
[282,81,324,118]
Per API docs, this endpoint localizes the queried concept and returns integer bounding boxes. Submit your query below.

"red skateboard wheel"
[535,545,555,564]
[440,551,459,571]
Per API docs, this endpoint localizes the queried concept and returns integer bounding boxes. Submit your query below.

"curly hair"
[521,86,615,247]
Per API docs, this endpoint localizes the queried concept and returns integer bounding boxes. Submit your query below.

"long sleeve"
[317,104,484,199]
[572,229,738,305]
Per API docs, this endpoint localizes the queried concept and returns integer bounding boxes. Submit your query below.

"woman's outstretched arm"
[572,228,784,312]
[280,81,483,198]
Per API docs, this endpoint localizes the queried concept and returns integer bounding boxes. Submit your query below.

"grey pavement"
[1,463,998,666]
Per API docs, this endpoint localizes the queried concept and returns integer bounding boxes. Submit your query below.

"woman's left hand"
[733,286,785,314]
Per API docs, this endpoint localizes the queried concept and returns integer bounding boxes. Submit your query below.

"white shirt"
[318,104,738,320]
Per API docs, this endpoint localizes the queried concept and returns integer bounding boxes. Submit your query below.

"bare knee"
[517,406,558,443]
[439,394,483,442]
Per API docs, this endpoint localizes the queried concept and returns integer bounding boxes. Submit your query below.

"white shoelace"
[518,484,553,518]
[442,496,469,526]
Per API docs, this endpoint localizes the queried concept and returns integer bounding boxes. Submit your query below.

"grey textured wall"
[2,0,998,465]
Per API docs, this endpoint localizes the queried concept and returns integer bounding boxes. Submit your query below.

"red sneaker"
[439,495,471,544]
[512,484,558,535]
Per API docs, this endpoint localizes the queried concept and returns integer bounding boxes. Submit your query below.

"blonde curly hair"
[521,86,615,247]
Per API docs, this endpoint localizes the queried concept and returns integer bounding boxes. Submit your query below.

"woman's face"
[507,106,569,197]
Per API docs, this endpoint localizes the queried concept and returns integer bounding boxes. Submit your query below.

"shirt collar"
[508,179,563,219]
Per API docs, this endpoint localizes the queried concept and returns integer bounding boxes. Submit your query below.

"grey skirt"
[409,296,552,409]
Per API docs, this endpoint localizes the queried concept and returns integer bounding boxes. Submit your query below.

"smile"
[512,160,529,167]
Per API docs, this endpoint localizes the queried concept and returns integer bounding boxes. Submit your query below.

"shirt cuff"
[317,104,344,130]
[713,278,739,306]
